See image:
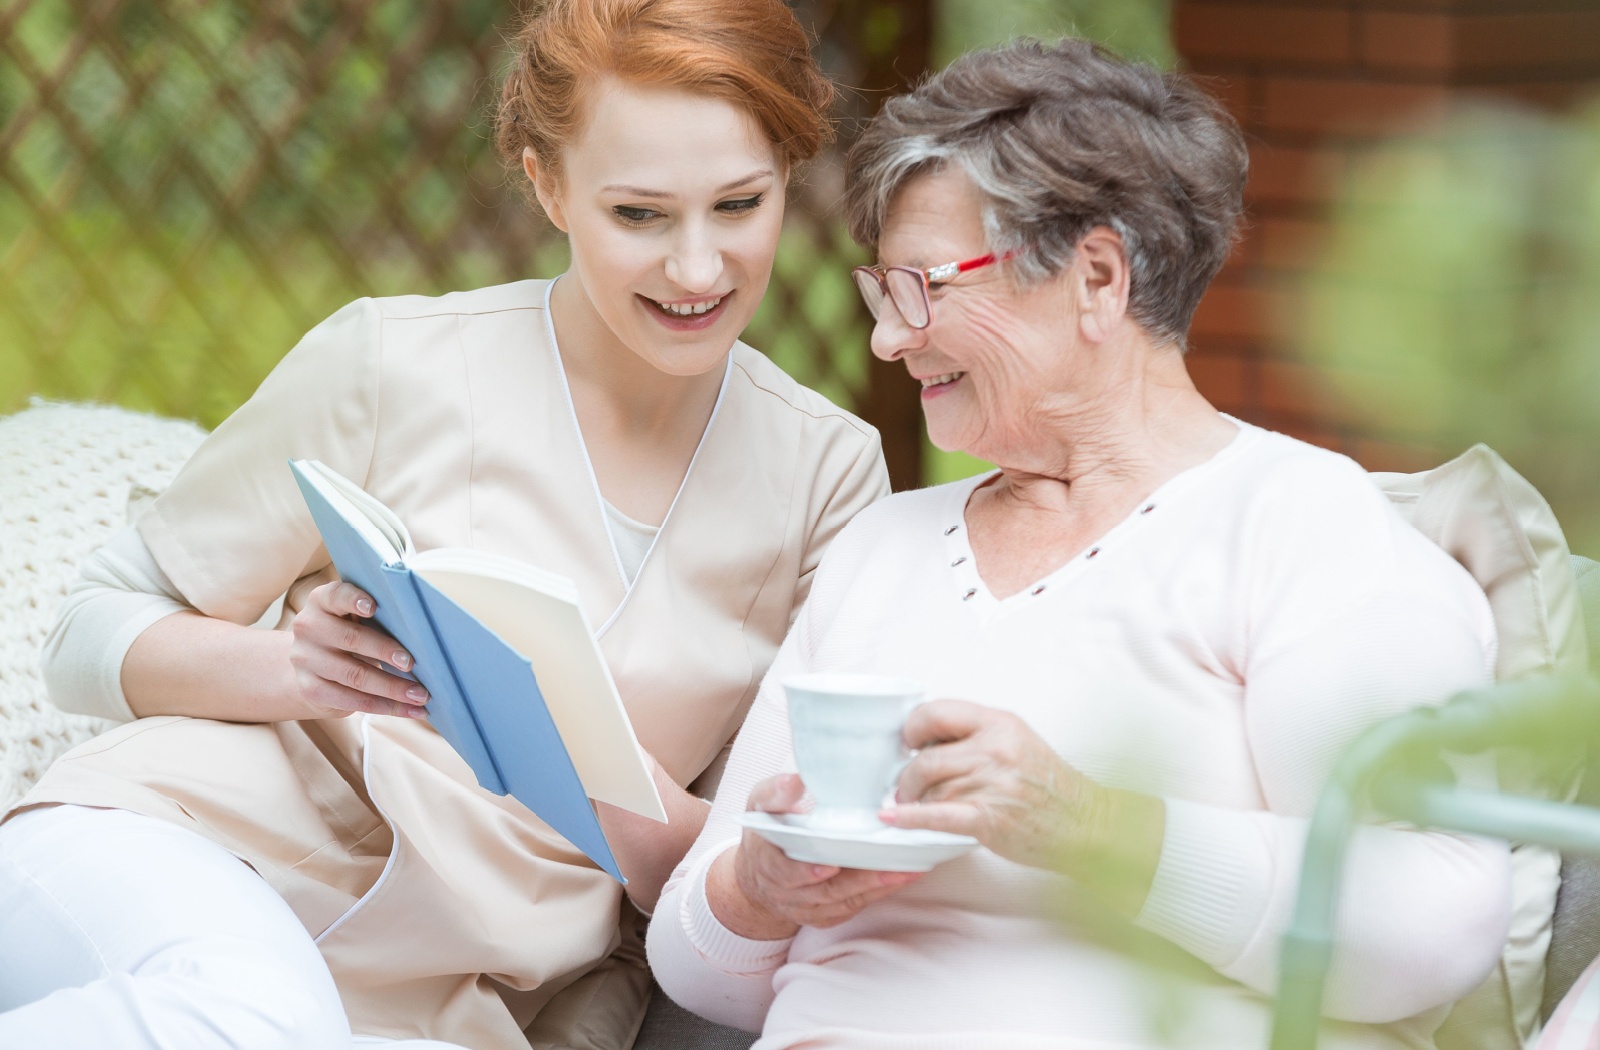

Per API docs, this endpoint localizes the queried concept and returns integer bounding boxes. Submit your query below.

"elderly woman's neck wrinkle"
[1005,378,1161,479]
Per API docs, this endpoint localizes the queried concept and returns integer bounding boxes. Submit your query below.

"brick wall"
[1174,0,1600,470]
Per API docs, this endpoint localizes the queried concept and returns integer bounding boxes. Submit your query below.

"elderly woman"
[646,39,1510,1050]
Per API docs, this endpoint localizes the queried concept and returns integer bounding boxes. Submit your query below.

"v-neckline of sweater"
[940,419,1259,616]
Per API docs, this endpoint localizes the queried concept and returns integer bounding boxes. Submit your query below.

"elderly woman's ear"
[1068,226,1132,347]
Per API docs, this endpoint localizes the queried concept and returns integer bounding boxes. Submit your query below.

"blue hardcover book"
[289,460,666,883]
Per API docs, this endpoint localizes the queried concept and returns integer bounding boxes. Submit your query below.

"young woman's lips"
[639,292,731,332]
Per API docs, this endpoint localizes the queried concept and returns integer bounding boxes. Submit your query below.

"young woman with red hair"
[0,2,885,1047]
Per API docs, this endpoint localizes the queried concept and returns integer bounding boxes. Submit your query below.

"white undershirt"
[601,499,659,588]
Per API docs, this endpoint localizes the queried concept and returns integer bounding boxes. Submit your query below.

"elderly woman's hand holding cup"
[882,699,1167,917]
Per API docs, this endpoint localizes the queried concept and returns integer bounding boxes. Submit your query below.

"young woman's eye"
[612,205,659,225]
[717,194,764,214]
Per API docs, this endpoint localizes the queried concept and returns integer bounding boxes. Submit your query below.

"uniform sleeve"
[790,422,888,621]
[137,298,381,624]
[1135,474,1511,1023]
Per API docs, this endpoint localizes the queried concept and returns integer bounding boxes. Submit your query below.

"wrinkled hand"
[709,773,924,940]
[287,581,430,719]
[882,700,1093,871]
[883,700,1165,913]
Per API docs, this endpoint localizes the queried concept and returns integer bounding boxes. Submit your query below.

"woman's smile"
[917,371,966,400]
[639,290,733,331]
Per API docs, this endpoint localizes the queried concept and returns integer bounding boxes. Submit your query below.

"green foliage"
[743,222,872,409]
[0,0,539,427]
[936,0,1175,69]
[1296,104,1600,556]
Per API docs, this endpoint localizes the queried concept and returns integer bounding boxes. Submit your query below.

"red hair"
[495,0,834,186]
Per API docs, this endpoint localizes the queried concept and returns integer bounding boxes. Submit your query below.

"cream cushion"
[0,400,206,813]
[1373,443,1589,1050]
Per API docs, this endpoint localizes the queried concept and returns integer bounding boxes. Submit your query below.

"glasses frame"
[851,252,1006,330]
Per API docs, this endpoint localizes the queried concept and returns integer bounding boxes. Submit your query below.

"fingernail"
[392,651,412,670]
[355,598,374,616]
[811,865,834,878]
[407,706,429,719]
[405,685,428,703]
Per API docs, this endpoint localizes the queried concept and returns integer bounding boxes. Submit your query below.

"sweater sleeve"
[41,525,290,722]
[41,526,192,722]
[1136,531,1511,1022]
[648,580,815,1030]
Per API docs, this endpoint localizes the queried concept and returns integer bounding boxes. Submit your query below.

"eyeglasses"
[851,253,1005,330]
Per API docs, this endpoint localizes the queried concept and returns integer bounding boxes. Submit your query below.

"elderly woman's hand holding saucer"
[707,773,926,939]
[708,673,940,937]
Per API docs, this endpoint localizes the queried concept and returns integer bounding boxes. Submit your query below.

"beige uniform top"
[16,279,888,1048]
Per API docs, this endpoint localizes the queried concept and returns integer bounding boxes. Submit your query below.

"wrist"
[268,630,316,718]
[1068,786,1166,917]
[707,848,801,942]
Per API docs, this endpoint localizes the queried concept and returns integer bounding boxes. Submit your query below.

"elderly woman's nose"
[664,226,724,293]
[868,307,921,361]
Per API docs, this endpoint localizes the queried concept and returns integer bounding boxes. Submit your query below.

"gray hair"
[844,38,1248,348]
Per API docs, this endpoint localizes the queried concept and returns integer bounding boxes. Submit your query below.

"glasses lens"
[885,268,930,328]
[852,268,885,320]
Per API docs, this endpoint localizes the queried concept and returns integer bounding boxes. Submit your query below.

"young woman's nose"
[664,224,724,294]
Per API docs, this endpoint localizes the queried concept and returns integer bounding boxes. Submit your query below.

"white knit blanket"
[0,400,206,811]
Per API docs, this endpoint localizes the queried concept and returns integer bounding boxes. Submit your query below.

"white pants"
[0,804,468,1050]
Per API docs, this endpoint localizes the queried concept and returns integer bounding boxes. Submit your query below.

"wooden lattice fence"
[0,0,928,479]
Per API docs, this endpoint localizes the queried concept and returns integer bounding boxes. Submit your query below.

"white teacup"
[783,673,925,832]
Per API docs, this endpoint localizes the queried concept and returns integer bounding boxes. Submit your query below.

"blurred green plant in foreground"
[1296,103,1600,557]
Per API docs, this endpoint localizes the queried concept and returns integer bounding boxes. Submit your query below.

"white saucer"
[737,812,978,872]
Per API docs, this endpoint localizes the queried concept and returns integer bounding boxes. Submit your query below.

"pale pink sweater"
[647,423,1511,1050]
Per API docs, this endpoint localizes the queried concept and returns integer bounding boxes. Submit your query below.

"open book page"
[412,551,667,823]
[300,460,414,559]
